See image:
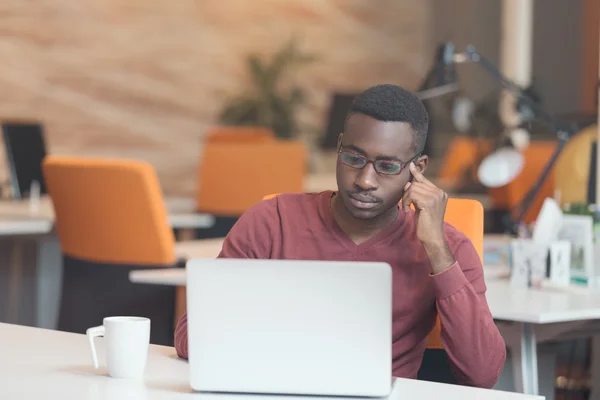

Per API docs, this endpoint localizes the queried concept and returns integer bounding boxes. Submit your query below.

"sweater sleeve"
[429,238,507,388]
[174,199,277,359]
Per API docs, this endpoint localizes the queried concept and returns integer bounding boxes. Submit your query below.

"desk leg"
[35,236,62,329]
[512,322,539,395]
[176,228,195,241]
[590,334,600,400]
[6,242,24,323]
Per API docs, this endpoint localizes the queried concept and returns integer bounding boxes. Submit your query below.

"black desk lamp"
[447,44,578,234]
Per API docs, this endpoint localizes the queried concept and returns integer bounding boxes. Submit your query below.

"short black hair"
[346,84,429,153]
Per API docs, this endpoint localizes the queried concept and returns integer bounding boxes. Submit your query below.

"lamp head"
[451,96,475,133]
[477,147,525,188]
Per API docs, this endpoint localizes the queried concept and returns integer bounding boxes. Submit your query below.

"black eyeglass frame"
[337,133,424,176]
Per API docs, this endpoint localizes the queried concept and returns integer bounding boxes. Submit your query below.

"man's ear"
[416,155,428,174]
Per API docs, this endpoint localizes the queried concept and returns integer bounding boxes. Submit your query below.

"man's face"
[335,113,428,221]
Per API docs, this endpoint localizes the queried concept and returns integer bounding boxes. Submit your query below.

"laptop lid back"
[186,258,392,397]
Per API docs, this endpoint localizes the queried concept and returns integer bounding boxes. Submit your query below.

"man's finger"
[402,190,412,213]
[411,181,448,204]
[409,162,434,186]
[408,181,438,196]
[402,188,429,213]
[404,186,430,210]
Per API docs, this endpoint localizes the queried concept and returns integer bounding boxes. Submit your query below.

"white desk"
[485,280,600,399]
[487,280,600,324]
[0,322,543,400]
[0,213,52,235]
[175,238,226,259]
[131,239,224,285]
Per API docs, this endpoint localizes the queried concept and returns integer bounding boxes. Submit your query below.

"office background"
[0,0,595,197]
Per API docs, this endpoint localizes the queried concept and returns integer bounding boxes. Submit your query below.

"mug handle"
[86,325,105,368]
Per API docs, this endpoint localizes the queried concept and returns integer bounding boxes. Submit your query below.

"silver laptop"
[185,258,393,397]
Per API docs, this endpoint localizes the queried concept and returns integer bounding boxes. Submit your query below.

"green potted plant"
[218,38,318,140]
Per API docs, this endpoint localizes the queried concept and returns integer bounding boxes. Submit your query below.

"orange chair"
[438,136,493,188]
[439,137,556,224]
[43,156,179,345]
[418,198,483,384]
[197,141,307,216]
[425,198,483,349]
[205,126,275,144]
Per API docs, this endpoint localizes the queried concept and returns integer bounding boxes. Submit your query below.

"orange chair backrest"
[197,141,307,215]
[263,193,483,349]
[442,198,484,259]
[205,126,275,144]
[426,197,483,349]
[42,156,176,266]
[438,137,493,187]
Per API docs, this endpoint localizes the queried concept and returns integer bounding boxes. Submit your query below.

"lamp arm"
[507,132,570,234]
[458,45,578,233]
[462,46,560,133]
[417,45,446,93]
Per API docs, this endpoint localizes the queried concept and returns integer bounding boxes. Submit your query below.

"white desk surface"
[485,279,600,323]
[130,268,187,286]
[175,238,225,259]
[0,213,53,235]
[0,196,214,235]
[0,322,542,400]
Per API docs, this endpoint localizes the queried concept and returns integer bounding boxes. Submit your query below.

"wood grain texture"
[0,0,432,195]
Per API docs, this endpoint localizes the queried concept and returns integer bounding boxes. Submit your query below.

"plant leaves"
[288,87,304,106]
[247,55,269,92]
[268,38,297,84]
[217,38,318,139]
[219,96,261,125]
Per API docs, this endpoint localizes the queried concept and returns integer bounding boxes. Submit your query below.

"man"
[175,84,506,388]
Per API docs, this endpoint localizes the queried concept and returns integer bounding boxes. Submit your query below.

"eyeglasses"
[338,136,422,176]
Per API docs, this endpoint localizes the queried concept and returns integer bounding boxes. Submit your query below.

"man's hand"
[402,162,448,243]
[402,162,455,274]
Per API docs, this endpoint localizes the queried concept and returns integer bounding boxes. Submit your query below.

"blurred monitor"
[2,122,48,199]
[320,93,358,149]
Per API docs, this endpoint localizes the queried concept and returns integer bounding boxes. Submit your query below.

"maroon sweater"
[175,191,506,388]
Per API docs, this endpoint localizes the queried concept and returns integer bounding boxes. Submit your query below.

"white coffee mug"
[86,316,151,379]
